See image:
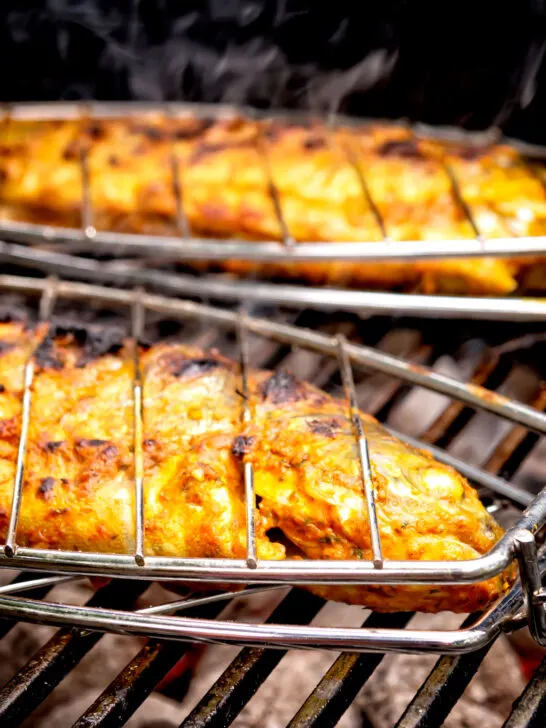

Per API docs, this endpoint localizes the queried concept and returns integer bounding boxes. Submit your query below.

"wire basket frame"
[0,273,544,651]
[0,272,544,582]
[2,101,546,263]
[3,239,546,323]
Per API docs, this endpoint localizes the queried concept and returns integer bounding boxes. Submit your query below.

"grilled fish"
[1,113,546,294]
[0,320,513,613]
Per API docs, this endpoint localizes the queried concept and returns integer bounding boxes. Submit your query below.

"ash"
[0,574,525,728]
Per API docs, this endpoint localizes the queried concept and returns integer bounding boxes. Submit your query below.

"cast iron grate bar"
[287,612,414,728]
[180,590,323,728]
[71,599,227,728]
[503,656,546,727]
[394,614,488,728]
[0,579,148,727]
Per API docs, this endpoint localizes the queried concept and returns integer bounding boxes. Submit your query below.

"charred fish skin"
[0,321,514,613]
[1,116,545,293]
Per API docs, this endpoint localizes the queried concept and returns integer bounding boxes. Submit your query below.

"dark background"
[1,1,546,143]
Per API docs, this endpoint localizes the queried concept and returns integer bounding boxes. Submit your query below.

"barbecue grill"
[2,42,546,728]
[0,258,544,725]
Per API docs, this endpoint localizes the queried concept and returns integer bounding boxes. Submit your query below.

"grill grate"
[0,270,544,724]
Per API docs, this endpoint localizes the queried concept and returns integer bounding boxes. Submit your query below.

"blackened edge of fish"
[232,435,255,458]
[34,324,125,369]
[38,477,55,499]
[262,369,306,404]
[378,139,423,159]
[167,355,224,379]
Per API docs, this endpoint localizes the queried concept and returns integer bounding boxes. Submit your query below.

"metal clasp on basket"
[514,529,546,646]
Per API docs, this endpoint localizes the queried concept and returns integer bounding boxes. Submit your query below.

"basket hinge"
[514,529,546,646]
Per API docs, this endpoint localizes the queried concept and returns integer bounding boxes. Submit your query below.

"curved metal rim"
[0,573,522,655]
[3,221,546,263]
[2,240,546,323]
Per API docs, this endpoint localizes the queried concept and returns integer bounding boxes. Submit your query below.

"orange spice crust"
[1,115,546,294]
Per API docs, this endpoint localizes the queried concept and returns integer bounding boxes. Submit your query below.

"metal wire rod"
[4,277,58,557]
[254,122,295,246]
[139,585,288,616]
[131,291,146,566]
[6,221,546,261]
[78,146,96,240]
[2,240,546,322]
[237,314,258,569]
[0,575,77,596]
[336,335,383,567]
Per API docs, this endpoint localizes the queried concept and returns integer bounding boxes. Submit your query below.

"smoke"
[1,0,546,136]
[0,1,400,111]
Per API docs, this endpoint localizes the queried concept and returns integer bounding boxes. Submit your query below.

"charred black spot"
[167,355,223,379]
[86,121,106,140]
[44,440,64,453]
[232,435,255,458]
[378,139,423,159]
[173,118,214,140]
[33,336,63,370]
[34,325,124,370]
[77,438,109,448]
[303,135,327,150]
[307,418,340,438]
[0,384,4,393]
[0,341,15,356]
[38,477,55,499]
[262,370,305,405]
[61,478,69,485]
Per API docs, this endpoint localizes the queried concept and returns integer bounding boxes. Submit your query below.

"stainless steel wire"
[4,277,58,557]
[2,240,546,323]
[131,291,146,566]
[336,334,383,567]
[237,313,258,568]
